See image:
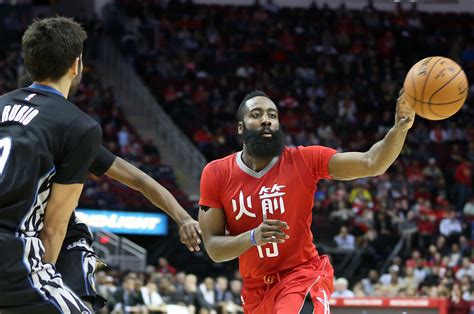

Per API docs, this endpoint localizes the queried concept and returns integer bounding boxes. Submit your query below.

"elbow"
[365,156,387,177]
[202,241,227,263]
[40,225,66,241]
[370,167,387,177]
[205,246,225,263]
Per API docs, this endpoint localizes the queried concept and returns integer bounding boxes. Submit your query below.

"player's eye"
[252,113,261,118]
[269,113,277,119]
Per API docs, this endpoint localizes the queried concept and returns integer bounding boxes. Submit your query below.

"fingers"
[263,219,289,229]
[179,222,202,252]
[255,220,290,245]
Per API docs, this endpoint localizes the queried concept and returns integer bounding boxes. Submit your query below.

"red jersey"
[199,146,336,279]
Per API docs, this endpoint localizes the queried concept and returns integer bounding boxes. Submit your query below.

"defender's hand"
[178,217,201,252]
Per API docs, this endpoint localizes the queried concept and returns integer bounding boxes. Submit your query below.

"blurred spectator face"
[105,276,115,286]
[147,281,158,292]
[230,280,242,294]
[368,270,379,283]
[428,245,437,255]
[158,257,168,267]
[411,250,421,260]
[96,271,107,284]
[204,277,214,290]
[184,274,197,293]
[334,278,349,292]
[405,266,414,276]
[176,272,186,285]
[124,277,136,291]
[436,236,446,248]
[216,277,228,291]
[461,258,471,268]
[339,226,348,237]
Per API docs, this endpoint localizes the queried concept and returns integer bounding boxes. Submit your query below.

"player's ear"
[238,122,243,135]
[69,57,80,77]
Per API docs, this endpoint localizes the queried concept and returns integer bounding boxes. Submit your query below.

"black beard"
[242,125,284,159]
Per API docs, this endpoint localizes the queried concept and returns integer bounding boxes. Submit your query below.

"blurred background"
[0,0,472,313]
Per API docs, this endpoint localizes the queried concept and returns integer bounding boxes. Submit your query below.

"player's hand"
[394,88,415,132]
[178,217,202,252]
[253,220,289,246]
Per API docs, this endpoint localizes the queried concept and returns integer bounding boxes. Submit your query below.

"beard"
[243,125,285,159]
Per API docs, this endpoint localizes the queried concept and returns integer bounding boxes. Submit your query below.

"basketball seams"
[421,57,441,104]
[428,68,463,103]
[404,92,466,105]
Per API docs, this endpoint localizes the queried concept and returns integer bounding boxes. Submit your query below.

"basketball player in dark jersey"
[0,17,101,313]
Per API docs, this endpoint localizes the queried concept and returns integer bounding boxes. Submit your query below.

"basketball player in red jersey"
[199,90,415,313]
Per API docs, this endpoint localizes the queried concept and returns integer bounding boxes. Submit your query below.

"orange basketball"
[403,56,468,120]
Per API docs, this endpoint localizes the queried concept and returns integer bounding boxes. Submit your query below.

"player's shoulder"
[285,145,336,155]
[203,153,236,174]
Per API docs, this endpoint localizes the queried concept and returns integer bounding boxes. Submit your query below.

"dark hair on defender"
[237,90,271,122]
[22,16,87,82]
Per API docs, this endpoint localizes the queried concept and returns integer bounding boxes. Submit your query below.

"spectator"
[361,269,380,296]
[140,281,165,312]
[112,276,147,314]
[454,158,472,212]
[455,258,474,281]
[333,226,356,251]
[156,257,177,275]
[439,210,463,238]
[197,277,217,314]
[331,278,355,298]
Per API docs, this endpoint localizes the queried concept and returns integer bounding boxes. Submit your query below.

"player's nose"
[261,115,272,126]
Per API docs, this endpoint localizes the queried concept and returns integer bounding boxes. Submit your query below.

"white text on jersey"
[2,105,39,125]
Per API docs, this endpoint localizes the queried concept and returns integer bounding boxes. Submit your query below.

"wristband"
[250,229,258,246]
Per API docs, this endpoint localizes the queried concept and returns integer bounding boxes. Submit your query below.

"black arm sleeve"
[53,123,102,184]
[89,146,117,177]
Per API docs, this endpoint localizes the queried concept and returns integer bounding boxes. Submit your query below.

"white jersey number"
[257,242,279,258]
[0,137,12,175]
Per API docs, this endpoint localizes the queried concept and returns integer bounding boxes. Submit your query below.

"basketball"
[403,56,468,120]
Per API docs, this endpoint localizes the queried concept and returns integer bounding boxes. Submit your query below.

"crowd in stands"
[95,257,244,314]
[107,0,473,312]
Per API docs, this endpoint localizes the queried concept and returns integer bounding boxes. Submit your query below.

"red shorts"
[241,255,334,314]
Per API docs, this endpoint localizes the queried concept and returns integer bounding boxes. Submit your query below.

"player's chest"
[221,170,310,230]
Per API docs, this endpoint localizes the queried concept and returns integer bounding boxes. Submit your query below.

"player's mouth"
[260,128,273,137]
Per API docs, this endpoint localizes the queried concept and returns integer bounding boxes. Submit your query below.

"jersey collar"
[29,83,65,98]
[235,151,280,179]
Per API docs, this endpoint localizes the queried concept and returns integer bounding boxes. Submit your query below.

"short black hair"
[22,17,87,82]
[17,72,33,88]
[237,90,271,122]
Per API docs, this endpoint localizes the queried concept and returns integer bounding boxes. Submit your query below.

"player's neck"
[36,79,71,99]
[241,149,274,172]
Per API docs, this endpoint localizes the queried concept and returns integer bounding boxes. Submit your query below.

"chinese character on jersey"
[231,191,256,221]
[259,184,286,218]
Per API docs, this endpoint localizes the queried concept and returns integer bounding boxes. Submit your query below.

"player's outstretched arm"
[328,90,415,180]
[105,157,201,251]
[40,183,84,264]
[199,206,289,262]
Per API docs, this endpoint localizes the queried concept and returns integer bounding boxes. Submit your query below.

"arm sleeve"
[298,145,337,180]
[54,123,102,184]
[89,146,117,176]
[199,163,223,209]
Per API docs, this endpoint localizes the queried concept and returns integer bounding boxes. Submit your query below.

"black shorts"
[56,238,106,311]
[0,234,93,314]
